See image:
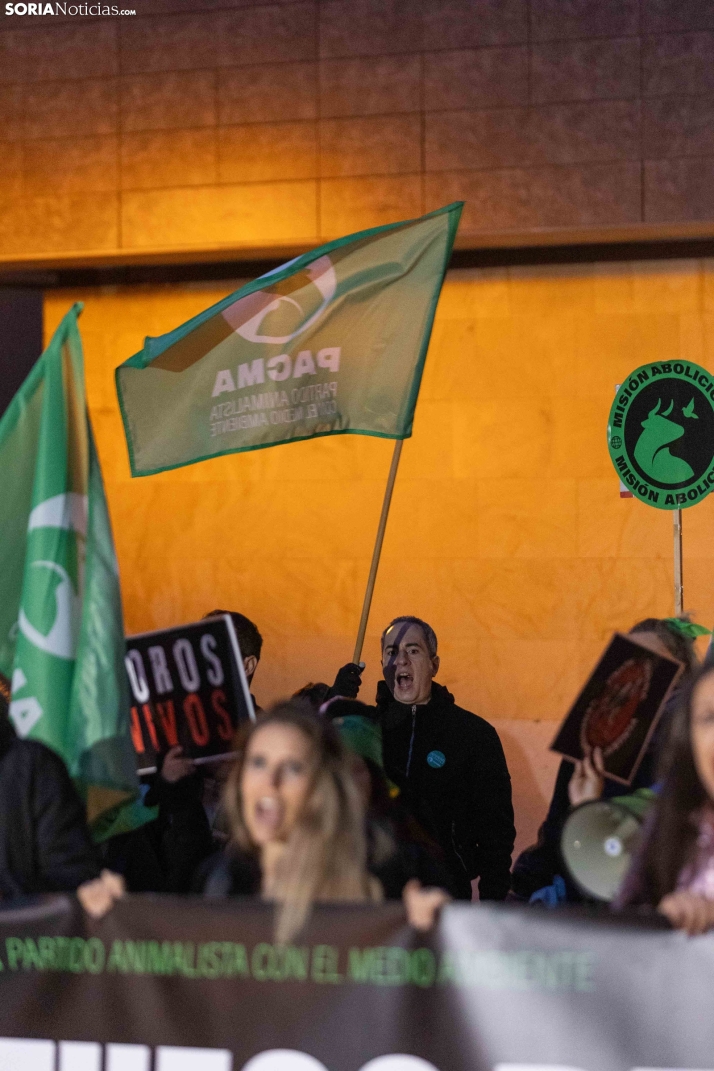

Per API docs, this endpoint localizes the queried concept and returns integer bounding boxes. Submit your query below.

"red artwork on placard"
[580,658,653,756]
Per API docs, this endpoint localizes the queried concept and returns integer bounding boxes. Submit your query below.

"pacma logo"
[0,1041,439,1070]
[212,349,341,397]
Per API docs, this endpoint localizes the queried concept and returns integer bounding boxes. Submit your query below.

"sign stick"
[673,508,684,615]
[353,439,403,663]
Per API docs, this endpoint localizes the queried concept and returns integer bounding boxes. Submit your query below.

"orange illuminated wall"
[44,261,714,850]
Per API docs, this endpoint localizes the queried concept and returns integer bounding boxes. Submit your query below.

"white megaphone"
[560,794,651,902]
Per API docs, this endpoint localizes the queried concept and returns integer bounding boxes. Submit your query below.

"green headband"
[662,618,712,640]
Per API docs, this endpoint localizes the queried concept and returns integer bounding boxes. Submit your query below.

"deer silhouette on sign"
[634,398,698,483]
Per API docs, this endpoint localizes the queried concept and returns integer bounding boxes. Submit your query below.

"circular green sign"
[607,360,714,510]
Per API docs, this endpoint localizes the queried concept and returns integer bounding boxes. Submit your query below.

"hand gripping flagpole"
[353,439,403,664]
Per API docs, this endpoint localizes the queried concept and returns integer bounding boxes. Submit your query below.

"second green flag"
[0,305,137,823]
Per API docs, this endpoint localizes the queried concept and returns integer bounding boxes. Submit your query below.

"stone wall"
[4,0,714,261]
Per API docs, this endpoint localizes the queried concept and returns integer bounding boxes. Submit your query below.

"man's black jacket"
[0,715,100,899]
[372,681,515,900]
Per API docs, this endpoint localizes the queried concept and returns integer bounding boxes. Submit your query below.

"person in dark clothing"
[201,701,382,940]
[511,616,700,903]
[0,681,100,898]
[325,698,455,898]
[102,608,264,891]
[371,616,515,901]
[101,761,214,893]
[203,609,263,712]
[201,700,450,936]
[614,663,714,933]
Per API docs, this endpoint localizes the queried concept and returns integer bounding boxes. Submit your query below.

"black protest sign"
[550,632,683,785]
[125,614,254,773]
[1,893,714,1071]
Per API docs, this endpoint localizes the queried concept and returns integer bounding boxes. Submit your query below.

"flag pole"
[674,508,683,616]
[353,439,403,663]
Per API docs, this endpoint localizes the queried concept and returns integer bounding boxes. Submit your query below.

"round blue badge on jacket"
[427,750,446,769]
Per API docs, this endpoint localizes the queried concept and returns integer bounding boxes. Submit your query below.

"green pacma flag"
[116,203,462,476]
[0,305,138,819]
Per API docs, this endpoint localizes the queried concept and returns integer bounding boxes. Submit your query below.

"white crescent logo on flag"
[228,256,337,345]
[17,492,88,661]
[18,562,80,660]
[28,491,88,537]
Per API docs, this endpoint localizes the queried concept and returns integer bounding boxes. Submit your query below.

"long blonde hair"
[224,701,381,943]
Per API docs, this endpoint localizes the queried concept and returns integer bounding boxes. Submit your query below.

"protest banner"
[0,304,137,823]
[608,360,714,613]
[115,204,462,661]
[0,894,711,1071]
[550,632,683,785]
[125,615,254,775]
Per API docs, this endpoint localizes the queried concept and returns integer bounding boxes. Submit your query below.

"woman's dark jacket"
[370,681,515,900]
[200,814,453,901]
[0,715,100,898]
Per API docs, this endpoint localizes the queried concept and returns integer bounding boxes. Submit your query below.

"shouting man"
[376,615,515,901]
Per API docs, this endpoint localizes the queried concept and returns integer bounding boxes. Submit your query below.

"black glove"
[326,662,364,700]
